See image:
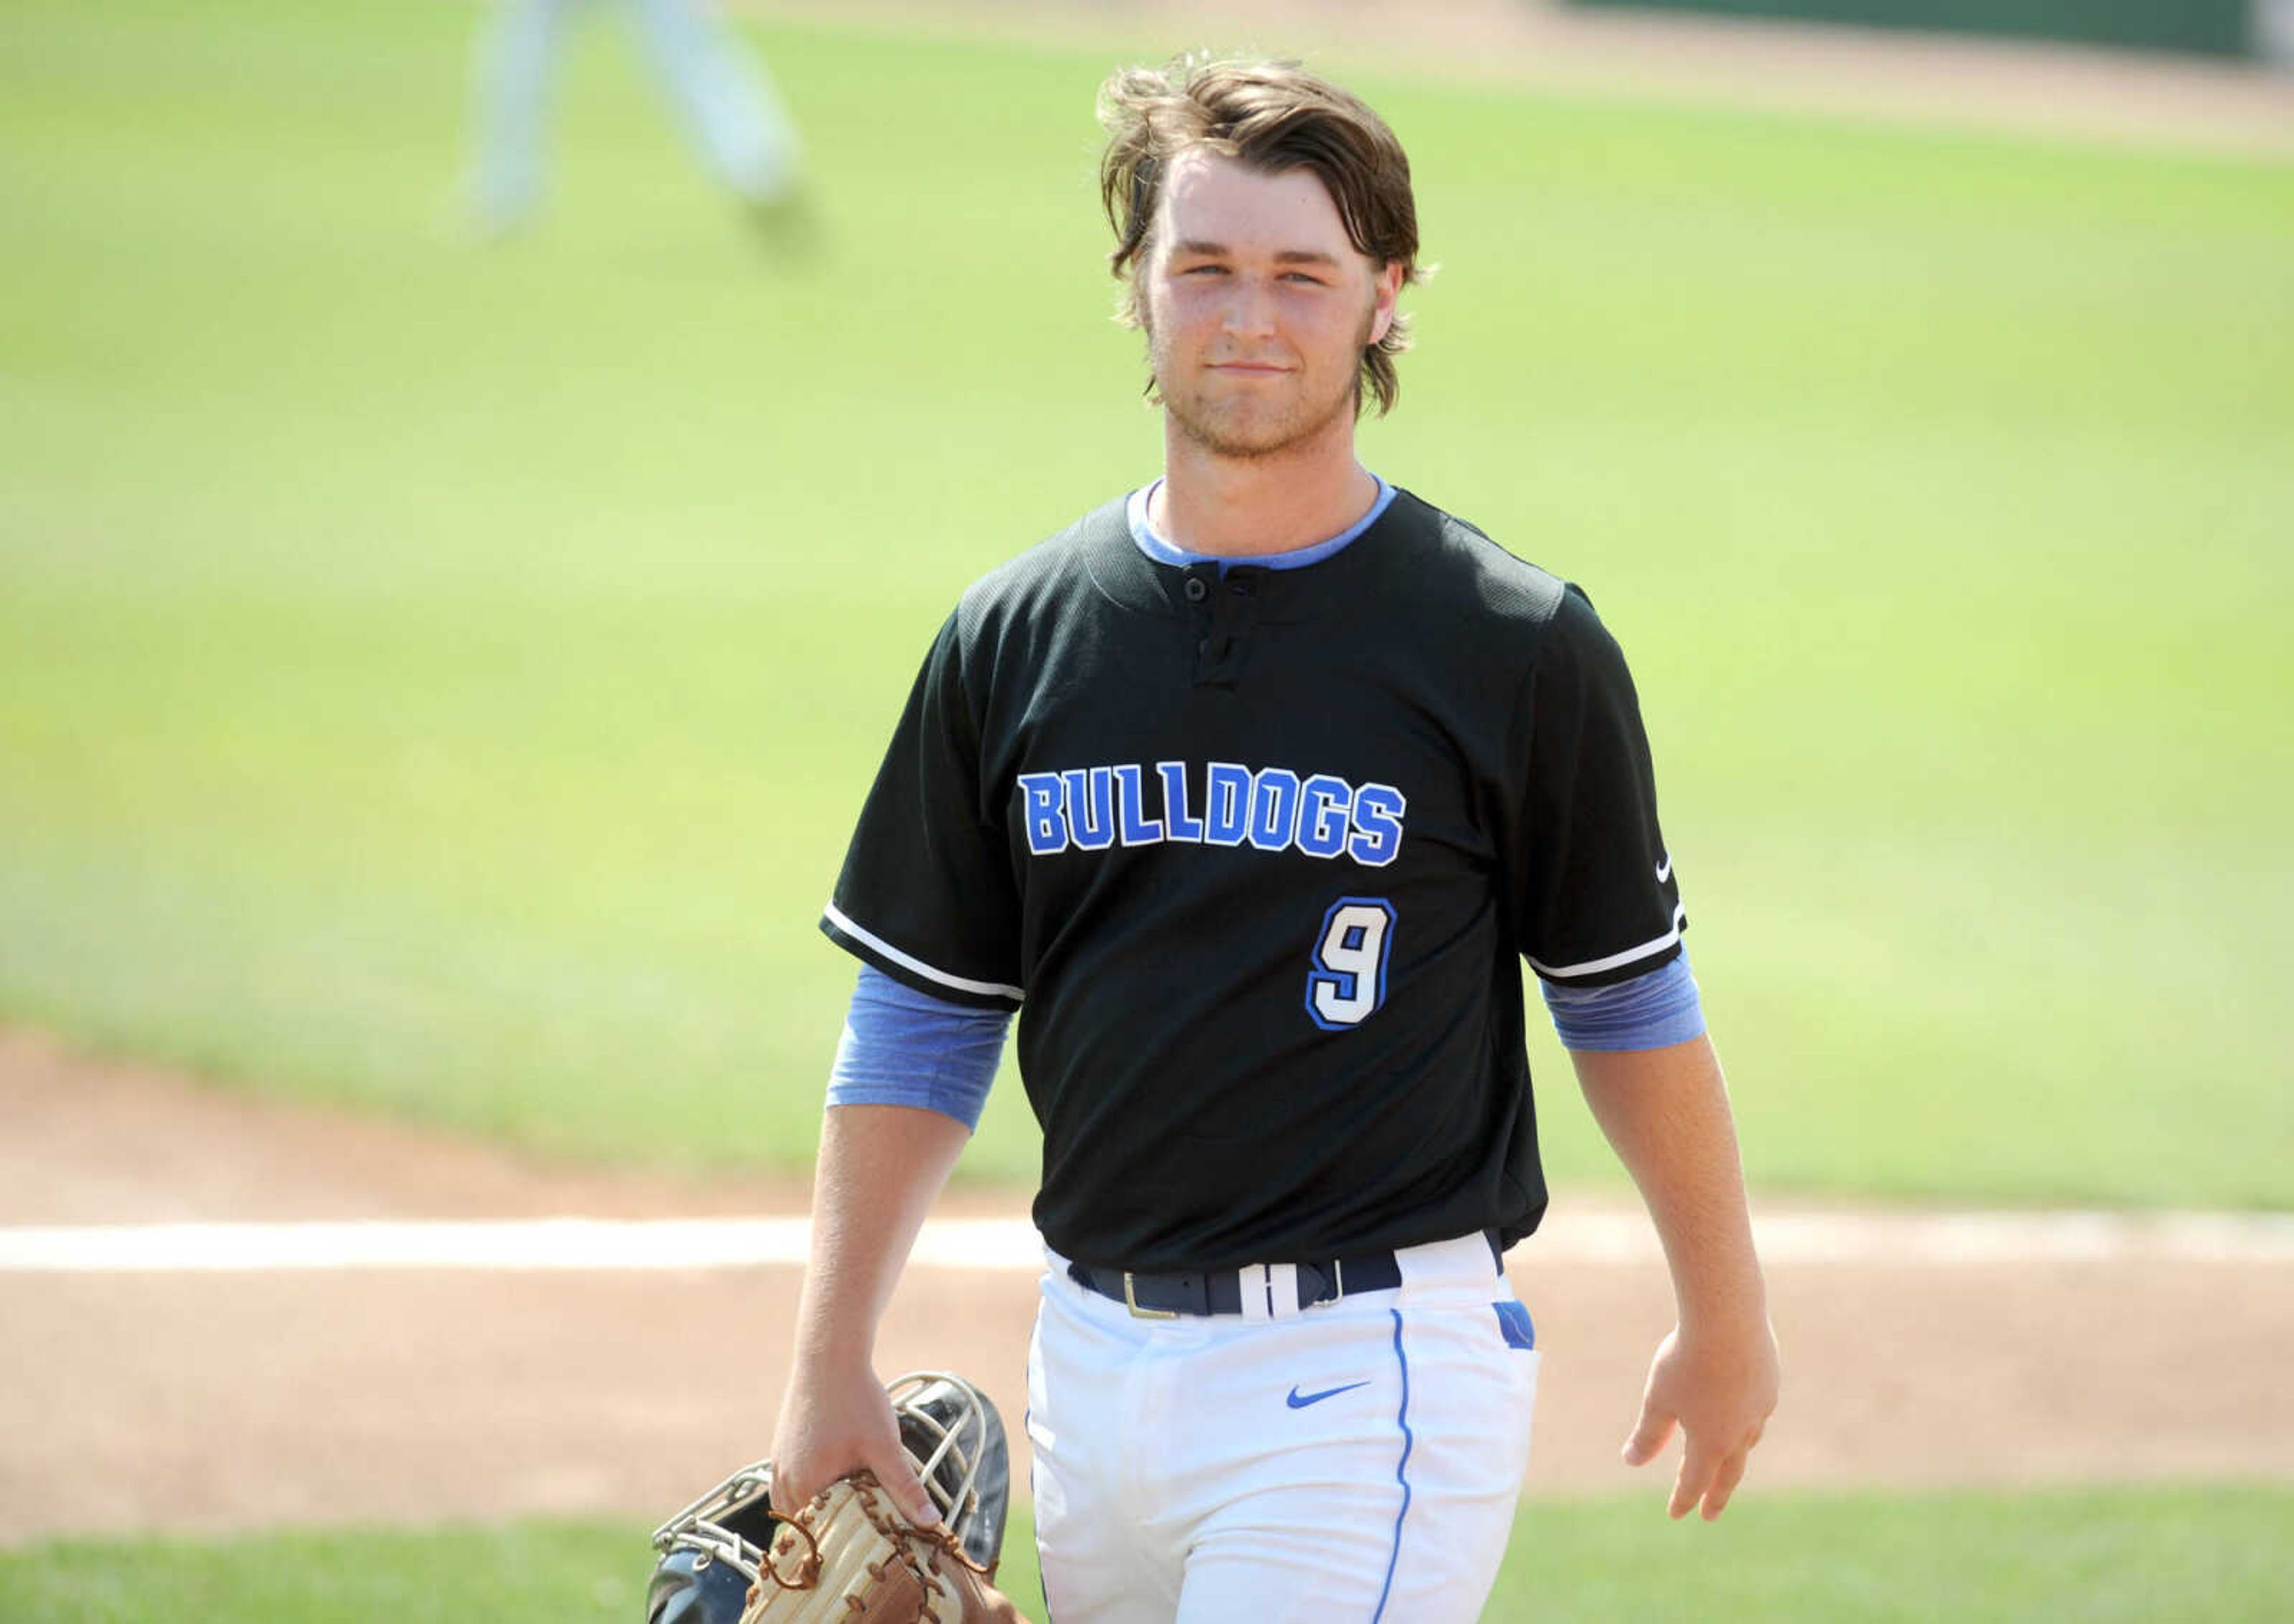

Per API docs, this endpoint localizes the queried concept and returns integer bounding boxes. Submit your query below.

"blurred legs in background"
[465,0,804,237]
[2259,0,2294,65]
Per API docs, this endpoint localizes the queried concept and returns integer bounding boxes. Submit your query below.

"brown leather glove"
[737,1472,1031,1624]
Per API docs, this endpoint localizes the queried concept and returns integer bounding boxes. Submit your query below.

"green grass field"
[3,0,2290,1205]
[6,1486,2291,1623]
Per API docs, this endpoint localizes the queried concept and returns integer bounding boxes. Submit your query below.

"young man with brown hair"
[771,56,1778,1622]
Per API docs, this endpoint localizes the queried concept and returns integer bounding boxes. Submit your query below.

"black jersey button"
[1183,578,1209,603]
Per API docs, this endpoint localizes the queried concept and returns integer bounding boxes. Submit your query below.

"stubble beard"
[1150,308,1376,463]
[1162,368,1360,461]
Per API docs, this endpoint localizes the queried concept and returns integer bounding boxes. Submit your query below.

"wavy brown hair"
[1099,56,1424,417]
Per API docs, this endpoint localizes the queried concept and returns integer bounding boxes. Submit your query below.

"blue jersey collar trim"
[1127,475,1397,574]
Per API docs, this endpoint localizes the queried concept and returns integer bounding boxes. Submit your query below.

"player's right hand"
[768,1359,940,1528]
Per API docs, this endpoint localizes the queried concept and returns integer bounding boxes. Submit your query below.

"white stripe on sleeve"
[1526,902,1688,983]
[821,901,1026,1002]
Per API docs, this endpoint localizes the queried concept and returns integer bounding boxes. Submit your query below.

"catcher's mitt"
[647,1371,1029,1624]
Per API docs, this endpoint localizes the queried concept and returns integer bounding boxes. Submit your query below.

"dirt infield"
[4,1027,2290,1548]
[745,0,2294,159]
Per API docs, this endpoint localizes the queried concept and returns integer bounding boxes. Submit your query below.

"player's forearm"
[1570,1034,1768,1333]
[790,1103,972,1367]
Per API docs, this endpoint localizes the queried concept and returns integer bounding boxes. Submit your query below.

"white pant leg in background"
[625,0,802,204]
[468,0,590,230]
[467,0,799,232]
[1028,1235,1539,1624]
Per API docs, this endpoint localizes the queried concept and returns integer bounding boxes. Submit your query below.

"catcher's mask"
[645,1370,1013,1624]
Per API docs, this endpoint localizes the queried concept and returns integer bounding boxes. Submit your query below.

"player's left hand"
[1621,1316,1780,1521]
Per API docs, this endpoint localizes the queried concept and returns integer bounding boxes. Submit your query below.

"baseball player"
[462,0,803,238]
[769,56,1779,1623]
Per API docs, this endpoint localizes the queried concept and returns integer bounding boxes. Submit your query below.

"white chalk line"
[1,1210,2290,1273]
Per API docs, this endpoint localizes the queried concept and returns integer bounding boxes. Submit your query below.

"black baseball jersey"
[821,488,1685,1272]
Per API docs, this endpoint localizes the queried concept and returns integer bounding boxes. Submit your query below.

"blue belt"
[1067,1251,1403,1318]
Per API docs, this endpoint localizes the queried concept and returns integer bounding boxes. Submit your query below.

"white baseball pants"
[468,0,802,229]
[1026,1233,1539,1624]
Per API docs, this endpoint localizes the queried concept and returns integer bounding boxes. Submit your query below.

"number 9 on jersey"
[1307,897,1397,1031]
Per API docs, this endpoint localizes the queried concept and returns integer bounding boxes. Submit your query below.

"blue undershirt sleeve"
[1539,951,1706,1052]
[824,963,1012,1131]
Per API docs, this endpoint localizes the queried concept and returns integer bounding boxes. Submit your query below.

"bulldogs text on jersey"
[1016,762,1406,867]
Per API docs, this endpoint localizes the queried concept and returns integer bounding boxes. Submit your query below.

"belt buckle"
[1122,1271,1179,1320]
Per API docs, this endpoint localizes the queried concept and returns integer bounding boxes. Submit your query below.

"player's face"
[1140,149,1403,461]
